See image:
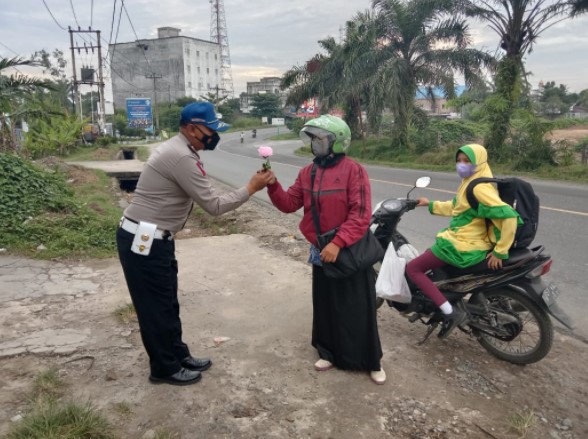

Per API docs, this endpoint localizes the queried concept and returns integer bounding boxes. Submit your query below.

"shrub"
[0,153,75,230]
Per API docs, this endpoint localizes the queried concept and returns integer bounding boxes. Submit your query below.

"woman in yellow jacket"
[406,144,521,339]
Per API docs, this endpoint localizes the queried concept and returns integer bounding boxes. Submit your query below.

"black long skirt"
[311,265,383,371]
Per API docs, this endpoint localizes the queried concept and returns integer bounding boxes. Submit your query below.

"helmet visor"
[300,126,336,157]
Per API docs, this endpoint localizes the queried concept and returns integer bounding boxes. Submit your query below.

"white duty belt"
[119,217,172,240]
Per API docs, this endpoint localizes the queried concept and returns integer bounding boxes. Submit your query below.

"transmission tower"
[210,0,234,98]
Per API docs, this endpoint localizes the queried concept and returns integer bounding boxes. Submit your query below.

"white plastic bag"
[397,243,419,262]
[375,243,412,303]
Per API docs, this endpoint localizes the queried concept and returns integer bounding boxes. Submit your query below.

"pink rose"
[258,146,273,170]
[258,146,273,158]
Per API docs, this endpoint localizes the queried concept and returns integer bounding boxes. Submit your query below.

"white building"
[240,77,287,114]
[109,27,222,109]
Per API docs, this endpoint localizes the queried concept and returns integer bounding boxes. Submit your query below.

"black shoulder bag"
[309,164,384,279]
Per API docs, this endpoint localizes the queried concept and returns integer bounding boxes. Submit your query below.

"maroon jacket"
[267,156,371,248]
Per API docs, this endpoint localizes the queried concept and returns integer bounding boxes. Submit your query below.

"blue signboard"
[126,98,153,131]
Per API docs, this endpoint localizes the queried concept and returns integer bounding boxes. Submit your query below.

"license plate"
[542,283,560,307]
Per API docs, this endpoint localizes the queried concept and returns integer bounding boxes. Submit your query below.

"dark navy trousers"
[116,228,190,378]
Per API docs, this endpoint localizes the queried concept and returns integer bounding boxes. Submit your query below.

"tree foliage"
[0,57,54,153]
[250,93,282,119]
[282,0,494,149]
[462,0,587,152]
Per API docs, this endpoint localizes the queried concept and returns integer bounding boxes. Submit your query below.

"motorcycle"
[252,129,257,139]
[371,176,574,365]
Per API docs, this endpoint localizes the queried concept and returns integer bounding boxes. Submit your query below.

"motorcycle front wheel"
[469,288,553,365]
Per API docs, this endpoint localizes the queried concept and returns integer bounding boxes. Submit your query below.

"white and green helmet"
[300,115,351,157]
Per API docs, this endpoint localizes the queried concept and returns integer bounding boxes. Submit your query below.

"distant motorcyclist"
[252,129,257,138]
[240,131,244,144]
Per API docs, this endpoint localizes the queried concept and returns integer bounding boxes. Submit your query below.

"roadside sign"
[272,118,285,126]
[126,98,153,131]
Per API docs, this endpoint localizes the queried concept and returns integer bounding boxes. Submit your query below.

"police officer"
[116,102,273,386]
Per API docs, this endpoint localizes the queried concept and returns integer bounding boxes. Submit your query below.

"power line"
[69,0,81,28]
[0,41,20,56]
[0,41,25,74]
[42,0,67,30]
[121,1,154,74]
[108,0,118,50]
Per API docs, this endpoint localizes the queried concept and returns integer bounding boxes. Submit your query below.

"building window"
[187,65,191,73]
[206,68,209,74]
[185,47,190,55]
[197,67,201,74]
[215,69,218,75]
[197,51,200,57]
[207,83,210,90]
[188,82,192,89]
[198,82,203,89]
[206,52,209,59]
[215,54,218,60]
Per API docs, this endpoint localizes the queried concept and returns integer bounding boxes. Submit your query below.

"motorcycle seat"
[434,247,536,279]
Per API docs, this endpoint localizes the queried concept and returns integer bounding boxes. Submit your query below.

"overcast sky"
[1,0,587,98]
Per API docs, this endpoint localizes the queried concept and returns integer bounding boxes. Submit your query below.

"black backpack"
[466,177,540,249]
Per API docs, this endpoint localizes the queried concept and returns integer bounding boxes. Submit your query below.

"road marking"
[370,178,588,217]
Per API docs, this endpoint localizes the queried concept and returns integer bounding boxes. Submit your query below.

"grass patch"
[6,402,116,439]
[153,429,180,439]
[186,206,242,236]
[30,368,65,401]
[111,401,132,417]
[7,369,115,439]
[507,410,537,438]
[267,132,299,141]
[113,303,137,324]
[0,154,121,260]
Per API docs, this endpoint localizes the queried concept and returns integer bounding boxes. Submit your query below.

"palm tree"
[283,1,494,147]
[364,0,495,150]
[571,0,588,16]
[0,57,53,153]
[462,0,588,154]
[281,35,367,137]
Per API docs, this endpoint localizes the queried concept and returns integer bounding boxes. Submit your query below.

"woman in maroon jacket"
[266,115,385,385]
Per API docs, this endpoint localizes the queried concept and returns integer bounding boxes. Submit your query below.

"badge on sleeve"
[196,160,206,176]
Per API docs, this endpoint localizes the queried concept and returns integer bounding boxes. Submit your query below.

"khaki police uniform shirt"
[123,133,249,233]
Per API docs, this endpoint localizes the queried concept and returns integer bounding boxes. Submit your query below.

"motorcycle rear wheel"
[470,288,553,365]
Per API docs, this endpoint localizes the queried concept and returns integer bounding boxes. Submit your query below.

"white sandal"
[314,359,334,371]
[370,368,386,385]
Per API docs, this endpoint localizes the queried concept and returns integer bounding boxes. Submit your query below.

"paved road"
[202,129,588,338]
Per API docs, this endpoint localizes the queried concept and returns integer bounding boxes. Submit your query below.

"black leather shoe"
[181,356,212,372]
[149,368,201,386]
[438,308,468,340]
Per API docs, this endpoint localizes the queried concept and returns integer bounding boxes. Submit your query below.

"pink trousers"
[405,250,448,307]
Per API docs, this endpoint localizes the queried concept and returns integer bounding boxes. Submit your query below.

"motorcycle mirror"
[407,176,431,198]
[415,176,431,188]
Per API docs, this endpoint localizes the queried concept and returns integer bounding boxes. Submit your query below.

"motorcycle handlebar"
[405,199,419,210]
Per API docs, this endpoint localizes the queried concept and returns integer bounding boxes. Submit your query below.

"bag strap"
[466,177,501,210]
[309,164,322,236]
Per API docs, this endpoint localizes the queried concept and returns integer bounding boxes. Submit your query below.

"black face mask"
[194,126,220,150]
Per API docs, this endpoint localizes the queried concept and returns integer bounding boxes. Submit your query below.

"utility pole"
[145,73,162,133]
[69,29,79,117]
[209,84,227,104]
[69,27,106,131]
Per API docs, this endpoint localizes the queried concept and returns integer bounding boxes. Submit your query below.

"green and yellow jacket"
[429,144,522,268]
